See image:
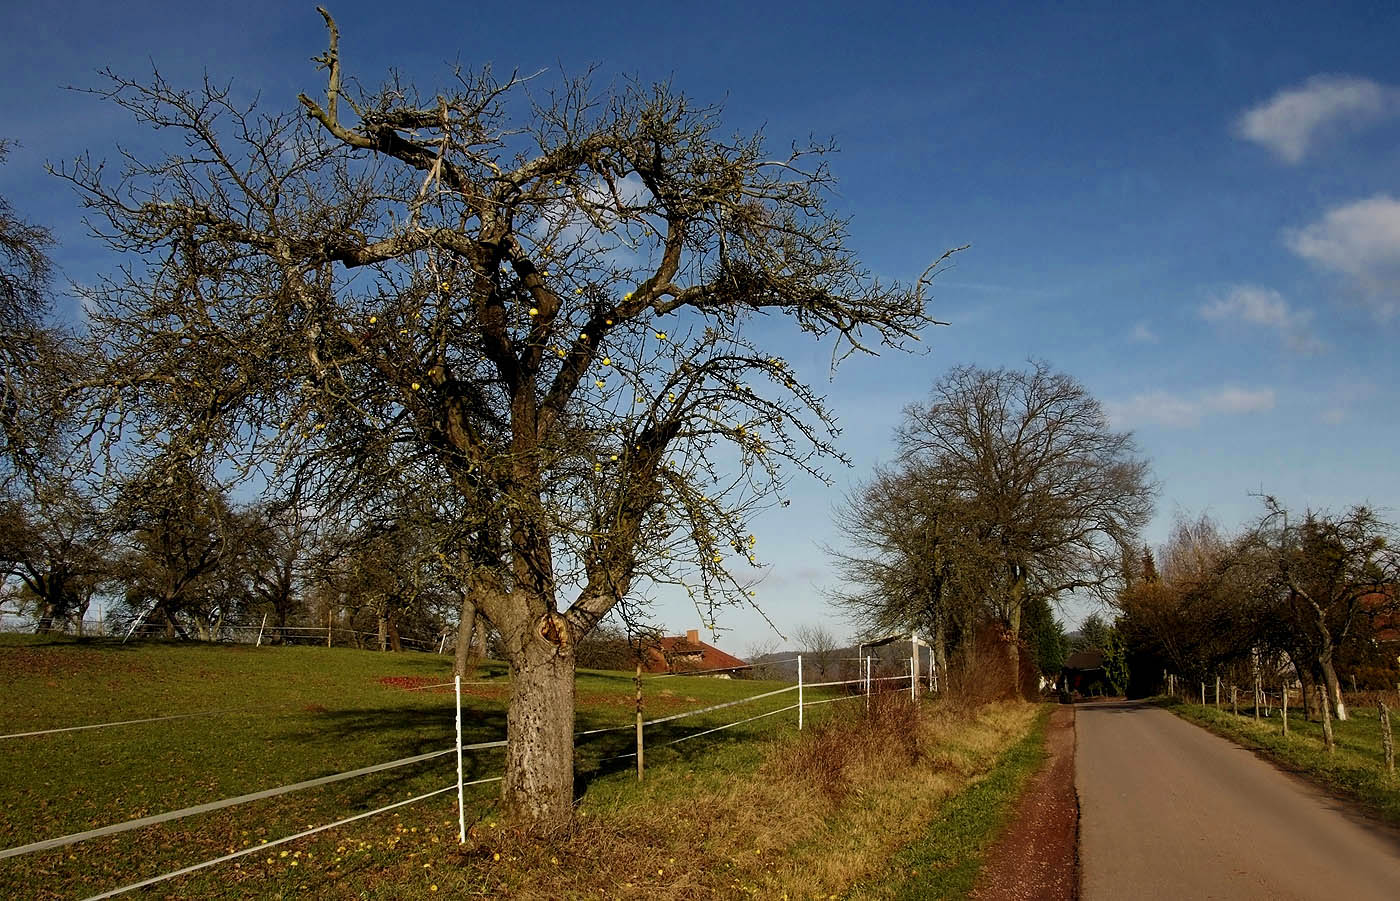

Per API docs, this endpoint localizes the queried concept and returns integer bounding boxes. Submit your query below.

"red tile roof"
[640,631,747,674]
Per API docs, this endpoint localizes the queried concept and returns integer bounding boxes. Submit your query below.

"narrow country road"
[1076,699,1400,900]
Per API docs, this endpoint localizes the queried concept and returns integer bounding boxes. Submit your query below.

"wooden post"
[634,664,645,781]
[1254,661,1262,722]
[1318,684,1335,753]
[1201,682,1206,706]
[1281,682,1288,734]
[256,612,268,648]
[1215,676,1220,709]
[1380,701,1395,775]
[1231,684,1238,716]
[910,655,916,703]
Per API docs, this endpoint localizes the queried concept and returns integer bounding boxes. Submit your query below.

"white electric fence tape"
[0,740,505,861]
[79,776,502,901]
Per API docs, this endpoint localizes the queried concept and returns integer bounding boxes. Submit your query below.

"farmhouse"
[641,629,747,676]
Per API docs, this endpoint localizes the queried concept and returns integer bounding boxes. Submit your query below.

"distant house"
[1061,649,1108,696]
[641,629,747,676]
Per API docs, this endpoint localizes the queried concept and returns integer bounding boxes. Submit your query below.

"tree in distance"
[877,361,1153,695]
[62,9,959,828]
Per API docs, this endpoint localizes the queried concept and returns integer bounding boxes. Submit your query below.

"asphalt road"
[1076,699,1400,900]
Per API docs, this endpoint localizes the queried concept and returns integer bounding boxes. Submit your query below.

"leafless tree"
[1254,498,1400,721]
[0,477,112,633]
[0,141,77,486]
[793,623,844,680]
[60,10,957,828]
[896,362,1153,694]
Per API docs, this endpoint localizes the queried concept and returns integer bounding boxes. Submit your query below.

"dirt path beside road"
[972,704,1079,901]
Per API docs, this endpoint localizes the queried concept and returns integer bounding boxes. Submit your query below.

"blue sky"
[4,1,1400,648]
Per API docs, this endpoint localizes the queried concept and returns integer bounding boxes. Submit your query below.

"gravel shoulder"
[971,704,1079,901]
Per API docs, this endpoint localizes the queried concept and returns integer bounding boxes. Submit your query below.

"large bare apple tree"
[64,9,955,829]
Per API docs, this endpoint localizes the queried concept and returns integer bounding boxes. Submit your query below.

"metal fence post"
[455,675,465,844]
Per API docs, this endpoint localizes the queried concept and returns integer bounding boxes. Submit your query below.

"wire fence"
[1,652,940,899]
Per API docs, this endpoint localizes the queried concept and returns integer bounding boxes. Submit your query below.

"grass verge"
[846,705,1051,900]
[0,636,1040,899]
[1160,697,1400,827]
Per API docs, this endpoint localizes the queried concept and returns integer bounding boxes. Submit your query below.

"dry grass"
[424,697,1041,900]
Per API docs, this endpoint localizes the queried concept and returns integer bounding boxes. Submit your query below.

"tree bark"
[1005,578,1024,699]
[1297,665,1317,721]
[501,632,576,831]
[1318,684,1335,753]
[1320,657,1348,721]
[377,608,389,652]
[454,596,479,678]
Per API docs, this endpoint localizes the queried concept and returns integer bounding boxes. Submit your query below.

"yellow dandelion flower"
[494,852,501,861]
[280,851,288,858]
[431,887,438,893]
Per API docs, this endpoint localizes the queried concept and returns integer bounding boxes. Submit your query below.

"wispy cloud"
[1235,75,1398,163]
[1286,194,1400,318]
[1199,284,1323,353]
[1105,386,1276,429]
[1129,321,1157,343]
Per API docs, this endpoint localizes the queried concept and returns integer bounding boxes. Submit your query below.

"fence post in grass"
[797,655,804,732]
[1215,675,1220,709]
[910,655,916,703]
[454,675,466,844]
[1380,701,1395,775]
[864,656,871,713]
[1231,684,1238,716]
[1201,683,1205,706]
[1282,682,1288,734]
[635,664,645,781]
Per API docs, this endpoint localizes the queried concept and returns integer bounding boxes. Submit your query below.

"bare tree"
[896,362,1153,695]
[1256,499,1400,721]
[0,141,76,485]
[793,623,843,680]
[62,11,957,828]
[0,477,112,633]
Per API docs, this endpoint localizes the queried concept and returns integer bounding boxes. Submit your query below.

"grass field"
[1162,697,1400,827]
[0,635,1041,899]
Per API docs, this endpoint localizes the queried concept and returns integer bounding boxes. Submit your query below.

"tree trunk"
[1297,665,1317,721]
[1318,684,1335,753]
[454,598,479,678]
[377,608,389,652]
[1005,590,1023,699]
[502,634,576,831]
[34,600,54,633]
[1320,657,1348,721]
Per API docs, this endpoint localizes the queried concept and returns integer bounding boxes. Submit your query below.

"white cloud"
[1235,75,1397,163]
[1129,322,1157,343]
[1286,194,1400,316]
[1199,284,1323,353]
[1105,386,1275,429]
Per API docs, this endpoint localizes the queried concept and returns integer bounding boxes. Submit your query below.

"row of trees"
[0,457,485,652]
[829,361,1153,698]
[1116,501,1400,722]
[0,9,959,829]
